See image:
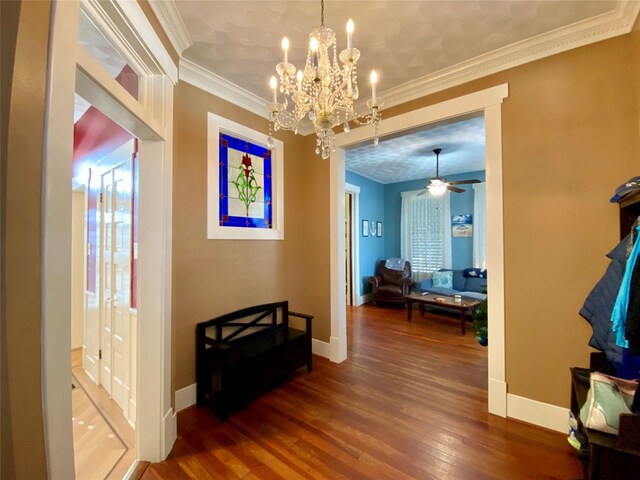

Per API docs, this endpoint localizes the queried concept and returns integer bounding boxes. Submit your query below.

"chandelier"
[267,0,382,159]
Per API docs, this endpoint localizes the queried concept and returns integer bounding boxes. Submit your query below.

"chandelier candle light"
[267,0,382,159]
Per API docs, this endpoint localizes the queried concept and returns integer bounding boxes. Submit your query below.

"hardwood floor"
[71,349,137,480]
[144,305,582,479]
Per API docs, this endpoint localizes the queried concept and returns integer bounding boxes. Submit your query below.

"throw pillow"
[432,270,453,289]
[463,268,488,279]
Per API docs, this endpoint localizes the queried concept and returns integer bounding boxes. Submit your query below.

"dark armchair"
[368,260,413,306]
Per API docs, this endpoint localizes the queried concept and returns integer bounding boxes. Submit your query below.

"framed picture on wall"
[452,214,473,237]
[207,112,284,240]
[362,220,369,237]
[376,221,382,237]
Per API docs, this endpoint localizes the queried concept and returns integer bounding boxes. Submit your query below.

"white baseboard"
[312,339,330,358]
[358,293,372,305]
[161,407,177,458]
[175,383,197,412]
[488,378,507,417]
[122,460,143,480]
[330,335,347,363]
[507,394,569,434]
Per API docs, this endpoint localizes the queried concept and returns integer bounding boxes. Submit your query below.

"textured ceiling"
[346,115,485,184]
[176,0,615,101]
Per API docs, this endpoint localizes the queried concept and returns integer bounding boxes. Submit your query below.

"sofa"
[416,268,487,301]
[369,260,413,306]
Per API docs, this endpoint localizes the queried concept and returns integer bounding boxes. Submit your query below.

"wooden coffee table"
[404,293,481,335]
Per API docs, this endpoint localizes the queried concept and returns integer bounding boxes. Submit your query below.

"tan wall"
[171,82,328,391]
[381,34,640,406]
[633,15,640,136]
[1,1,52,478]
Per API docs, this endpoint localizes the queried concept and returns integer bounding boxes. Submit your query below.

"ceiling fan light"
[428,185,447,196]
[428,180,447,196]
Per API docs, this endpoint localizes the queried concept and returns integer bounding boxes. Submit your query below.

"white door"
[84,176,100,383]
[100,160,132,414]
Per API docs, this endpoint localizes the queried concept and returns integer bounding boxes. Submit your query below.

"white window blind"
[400,190,452,281]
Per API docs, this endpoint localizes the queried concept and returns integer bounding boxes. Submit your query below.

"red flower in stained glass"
[241,153,252,179]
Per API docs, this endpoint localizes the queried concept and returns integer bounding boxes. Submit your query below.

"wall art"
[452,214,473,237]
[207,113,284,240]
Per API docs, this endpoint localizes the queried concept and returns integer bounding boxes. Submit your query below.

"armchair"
[368,260,413,306]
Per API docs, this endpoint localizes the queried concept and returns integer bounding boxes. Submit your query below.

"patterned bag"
[580,372,638,435]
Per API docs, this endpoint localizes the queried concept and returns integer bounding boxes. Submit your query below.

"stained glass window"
[218,133,272,229]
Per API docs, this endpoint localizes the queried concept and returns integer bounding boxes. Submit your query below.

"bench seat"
[196,301,312,422]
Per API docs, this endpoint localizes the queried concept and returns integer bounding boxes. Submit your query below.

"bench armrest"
[289,311,313,333]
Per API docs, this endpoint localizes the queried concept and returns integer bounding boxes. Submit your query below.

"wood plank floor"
[144,305,582,479]
[71,349,137,480]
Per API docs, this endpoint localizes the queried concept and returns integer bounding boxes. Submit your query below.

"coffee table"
[404,293,481,335]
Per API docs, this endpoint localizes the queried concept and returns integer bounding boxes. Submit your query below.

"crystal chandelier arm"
[267,0,381,157]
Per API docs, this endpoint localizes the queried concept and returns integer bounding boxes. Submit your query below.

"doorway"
[345,192,353,306]
[71,121,138,476]
[330,85,509,416]
[42,1,176,476]
[345,183,361,306]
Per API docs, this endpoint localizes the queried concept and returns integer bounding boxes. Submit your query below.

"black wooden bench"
[196,301,313,422]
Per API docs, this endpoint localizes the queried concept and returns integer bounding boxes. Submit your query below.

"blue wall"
[346,171,385,295]
[383,170,485,270]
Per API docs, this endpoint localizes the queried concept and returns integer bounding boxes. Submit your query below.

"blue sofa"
[417,268,487,301]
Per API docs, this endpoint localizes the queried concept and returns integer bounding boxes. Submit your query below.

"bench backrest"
[197,301,289,344]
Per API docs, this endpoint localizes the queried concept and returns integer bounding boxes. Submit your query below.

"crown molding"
[167,0,638,135]
[180,58,271,120]
[147,0,192,56]
[362,0,640,114]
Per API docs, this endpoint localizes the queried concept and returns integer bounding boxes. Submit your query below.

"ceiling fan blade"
[447,186,465,193]
[416,189,427,196]
[448,179,481,185]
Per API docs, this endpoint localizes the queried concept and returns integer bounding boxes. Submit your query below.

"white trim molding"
[181,58,270,120]
[330,84,509,416]
[507,394,570,434]
[147,0,193,56]
[358,293,373,306]
[359,0,640,114]
[154,1,638,133]
[81,0,178,84]
[42,2,80,477]
[175,384,197,413]
[162,408,177,458]
[312,339,331,359]
[345,183,361,307]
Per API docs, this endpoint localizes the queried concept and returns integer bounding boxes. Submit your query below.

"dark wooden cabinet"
[570,192,640,478]
[570,353,640,479]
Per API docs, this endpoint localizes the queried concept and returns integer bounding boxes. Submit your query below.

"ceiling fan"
[418,148,481,196]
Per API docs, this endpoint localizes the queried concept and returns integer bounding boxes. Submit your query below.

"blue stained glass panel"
[218,133,272,229]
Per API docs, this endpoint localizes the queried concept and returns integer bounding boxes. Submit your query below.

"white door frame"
[42,1,176,477]
[329,85,509,417]
[344,183,361,306]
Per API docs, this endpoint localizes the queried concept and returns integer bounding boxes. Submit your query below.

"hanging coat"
[579,235,629,371]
